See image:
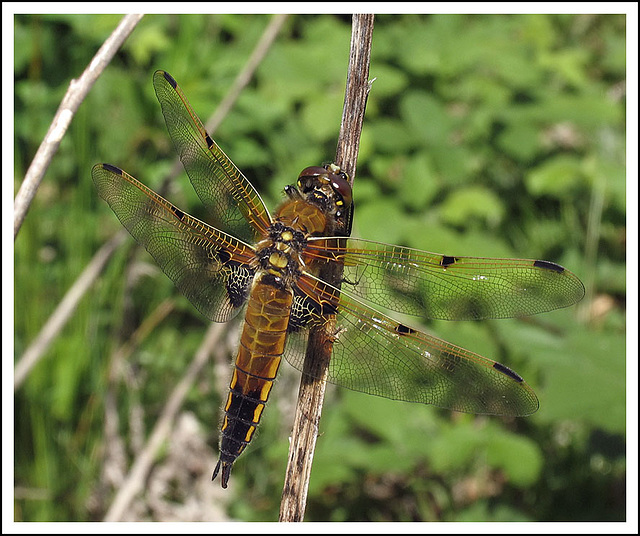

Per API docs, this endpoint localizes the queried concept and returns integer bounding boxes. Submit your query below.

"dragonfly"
[92,70,585,489]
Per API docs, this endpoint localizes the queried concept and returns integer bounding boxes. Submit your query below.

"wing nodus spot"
[217,248,231,264]
[171,206,185,220]
[441,255,457,268]
[493,362,524,383]
[534,259,564,273]
[396,323,417,335]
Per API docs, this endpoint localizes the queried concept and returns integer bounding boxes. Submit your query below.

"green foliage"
[14,13,626,522]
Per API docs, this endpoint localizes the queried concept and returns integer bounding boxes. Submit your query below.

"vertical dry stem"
[279,14,374,522]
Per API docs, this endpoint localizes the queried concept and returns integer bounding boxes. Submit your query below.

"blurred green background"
[14,14,626,522]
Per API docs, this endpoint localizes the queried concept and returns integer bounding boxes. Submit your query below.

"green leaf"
[525,155,585,197]
[535,326,626,433]
[428,424,483,472]
[399,152,441,210]
[438,185,506,227]
[399,90,454,147]
[485,432,544,486]
[497,121,541,162]
[301,91,344,142]
[367,118,417,154]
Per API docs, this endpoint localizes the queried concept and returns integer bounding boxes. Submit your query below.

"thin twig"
[108,298,176,386]
[103,323,224,522]
[279,14,374,523]
[13,14,144,240]
[205,14,289,135]
[101,298,176,489]
[14,231,128,390]
[335,15,375,182]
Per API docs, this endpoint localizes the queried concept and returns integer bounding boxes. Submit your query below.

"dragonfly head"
[296,163,353,234]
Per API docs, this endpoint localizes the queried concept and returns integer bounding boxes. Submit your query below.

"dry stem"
[103,323,224,521]
[14,14,143,239]
[278,14,375,523]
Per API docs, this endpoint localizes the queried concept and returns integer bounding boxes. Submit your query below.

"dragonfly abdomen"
[213,274,293,488]
[212,182,343,487]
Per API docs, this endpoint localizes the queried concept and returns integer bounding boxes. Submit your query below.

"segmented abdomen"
[213,276,293,487]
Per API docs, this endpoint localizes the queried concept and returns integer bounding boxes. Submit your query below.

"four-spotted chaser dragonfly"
[92,70,585,488]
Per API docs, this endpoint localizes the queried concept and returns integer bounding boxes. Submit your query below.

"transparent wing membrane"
[153,70,272,243]
[286,273,539,416]
[304,237,585,320]
[93,70,586,489]
[92,163,255,323]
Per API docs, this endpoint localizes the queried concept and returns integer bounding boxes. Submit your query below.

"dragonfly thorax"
[255,221,307,287]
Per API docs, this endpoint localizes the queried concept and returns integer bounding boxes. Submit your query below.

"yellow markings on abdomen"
[219,276,294,460]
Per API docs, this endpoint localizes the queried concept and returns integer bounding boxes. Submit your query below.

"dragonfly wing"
[304,237,585,320]
[152,70,272,243]
[92,163,256,323]
[285,273,539,417]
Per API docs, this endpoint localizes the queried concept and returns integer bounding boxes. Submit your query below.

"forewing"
[285,273,539,417]
[92,163,255,323]
[152,70,272,242]
[304,237,585,320]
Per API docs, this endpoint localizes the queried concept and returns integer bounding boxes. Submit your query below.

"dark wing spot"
[163,70,178,88]
[321,301,338,317]
[205,134,215,149]
[288,292,336,332]
[217,249,231,264]
[493,362,524,383]
[171,206,185,220]
[103,163,123,175]
[441,255,457,267]
[395,323,417,335]
[534,259,565,273]
[226,266,253,308]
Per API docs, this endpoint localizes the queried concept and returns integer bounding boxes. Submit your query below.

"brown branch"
[335,15,375,182]
[279,14,375,523]
[13,14,144,240]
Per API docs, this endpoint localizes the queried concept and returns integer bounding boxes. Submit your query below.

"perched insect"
[92,70,585,488]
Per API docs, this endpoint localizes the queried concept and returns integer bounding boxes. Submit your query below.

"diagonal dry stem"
[14,14,144,239]
[103,323,225,521]
[14,231,128,390]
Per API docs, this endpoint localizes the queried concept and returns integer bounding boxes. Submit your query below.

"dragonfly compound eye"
[327,171,352,207]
